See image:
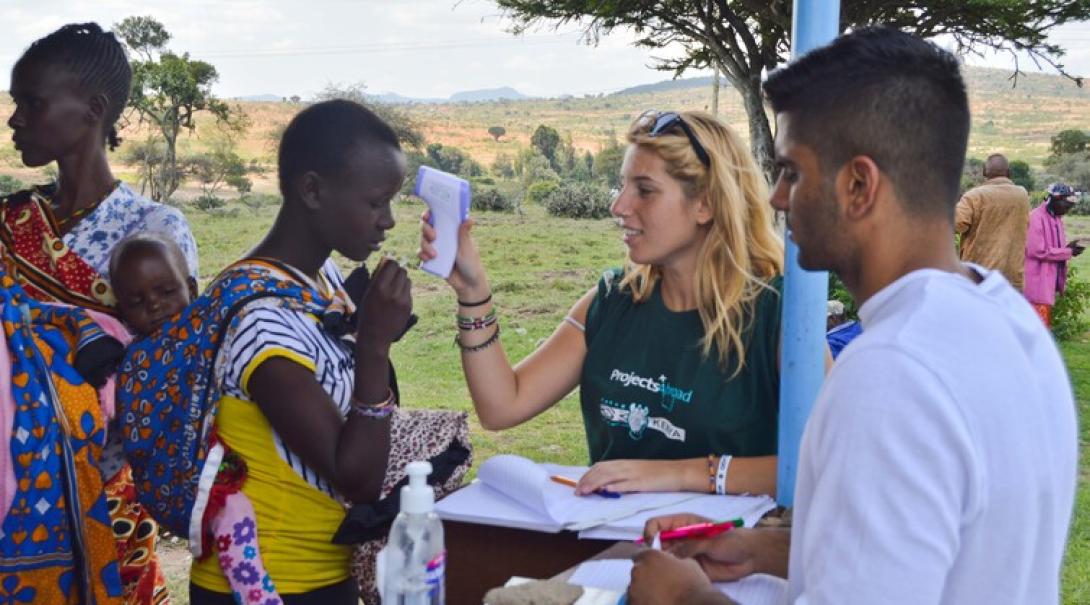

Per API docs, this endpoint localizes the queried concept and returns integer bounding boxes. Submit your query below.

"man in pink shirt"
[1025,182,1085,327]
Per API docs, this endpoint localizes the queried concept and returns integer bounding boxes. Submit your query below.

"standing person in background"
[824,300,861,359]
[0,22,198,603]
[955,153,1029,288]
[1025,182,1085,327]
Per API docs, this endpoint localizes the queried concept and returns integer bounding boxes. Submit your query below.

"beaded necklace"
[50,179,120,232]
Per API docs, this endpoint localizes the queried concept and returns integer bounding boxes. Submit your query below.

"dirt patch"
[157,538,193,604]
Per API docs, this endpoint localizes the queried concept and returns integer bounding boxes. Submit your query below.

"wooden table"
[444,521,615,604]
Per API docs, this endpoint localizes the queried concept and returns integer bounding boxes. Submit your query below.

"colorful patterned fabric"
[0,268,123,605]
[0,189,117,314]
[0,183,176,605]
[1032,303,1052,328]
[216,260,353,496]
[0,184,199,307]
[118,259,329,557]
[104,465,170,605]
[60,182,197,282]
[210,491,281,605]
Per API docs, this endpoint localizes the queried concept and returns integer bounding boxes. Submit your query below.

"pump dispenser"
[381,461,445,604]
[402,461,435,514]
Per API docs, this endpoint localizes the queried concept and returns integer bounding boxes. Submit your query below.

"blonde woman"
[420,111,786,497]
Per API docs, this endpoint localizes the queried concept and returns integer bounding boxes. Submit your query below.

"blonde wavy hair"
[620,111,784,375]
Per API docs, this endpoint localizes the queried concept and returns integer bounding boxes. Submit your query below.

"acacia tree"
[1051,129,1089,157]
[183,139,260,200]
[315,82,425,149]
[495,0,1090,177]
[116,16,244,201]
[531,124,561,169]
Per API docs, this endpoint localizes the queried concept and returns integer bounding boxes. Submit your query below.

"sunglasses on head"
[640,110,711,168]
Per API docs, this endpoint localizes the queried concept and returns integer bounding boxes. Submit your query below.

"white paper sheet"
[568,559,635,592]
[568,559,787,605]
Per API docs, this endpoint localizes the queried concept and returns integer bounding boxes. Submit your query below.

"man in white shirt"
[626,26,1078,605]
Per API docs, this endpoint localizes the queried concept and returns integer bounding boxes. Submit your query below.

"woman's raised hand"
[356,258,413,348]
[418,210,490,300]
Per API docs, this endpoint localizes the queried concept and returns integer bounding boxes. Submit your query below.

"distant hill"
[449,87,528,103]
[5,63,1072,186]
[233,93,283,102]
[366,87,529,105]
[613,76,717,96]
[610,65,1086,99]
[369,92,445,105]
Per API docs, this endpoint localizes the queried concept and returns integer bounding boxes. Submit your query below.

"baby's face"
[113,250,193,336]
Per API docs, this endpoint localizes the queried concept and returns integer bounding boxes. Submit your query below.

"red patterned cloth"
[0,190,116,314]
[105,466,171,604]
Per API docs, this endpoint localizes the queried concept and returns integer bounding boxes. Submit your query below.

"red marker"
[635,518,743,544]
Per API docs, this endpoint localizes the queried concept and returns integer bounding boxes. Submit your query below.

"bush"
[491,154,515,179]
[543,181,613,219]
[525,180,559,206]
[209,207,241,219]
[402,145,486,194]
[239,193,281,211]
[515,149,558,188]
[1069,193,1090,216]
[593,143,625,190]
[828,273,858,320]
[0,175,26,195]
[1009,159,1034,191]
[426,143,483,178]
[193,194,227,211]
[472,187,516,213]
[1053,267,1090,341]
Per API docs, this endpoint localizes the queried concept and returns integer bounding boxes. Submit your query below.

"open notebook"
[436,454,773,535]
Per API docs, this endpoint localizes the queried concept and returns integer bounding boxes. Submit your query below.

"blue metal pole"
[775,0,840,508]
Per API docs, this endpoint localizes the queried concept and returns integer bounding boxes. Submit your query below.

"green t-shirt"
[581,269,782,463]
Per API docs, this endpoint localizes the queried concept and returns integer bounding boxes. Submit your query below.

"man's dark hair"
[278,99,401,200]
[763,26,969,218]
[984,153,1009,178]
[15,23,132,151]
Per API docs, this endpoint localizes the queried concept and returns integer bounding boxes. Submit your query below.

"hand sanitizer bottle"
[384,461,445,605]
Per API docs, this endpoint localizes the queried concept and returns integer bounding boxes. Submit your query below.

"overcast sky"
[0,0,1087,100]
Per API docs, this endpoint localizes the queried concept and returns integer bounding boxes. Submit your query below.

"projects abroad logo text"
[608,368,694,411]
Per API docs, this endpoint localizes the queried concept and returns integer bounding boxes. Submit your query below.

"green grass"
[171,200,1090,603]
[1060,339,1090,605]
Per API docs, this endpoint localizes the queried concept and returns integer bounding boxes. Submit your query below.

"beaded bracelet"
[457,309,498,331]
[707,454,717,494]
[351,388,396,419]
[458,292,492,308]
[456,325,501,353]
[353,404,394,419]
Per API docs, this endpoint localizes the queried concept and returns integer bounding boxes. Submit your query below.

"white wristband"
[715,455,732,495]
